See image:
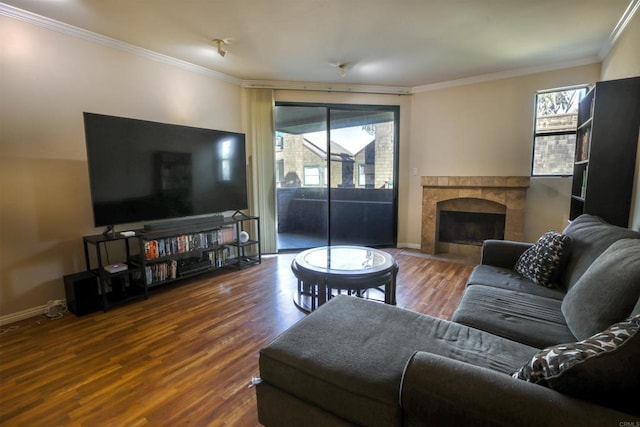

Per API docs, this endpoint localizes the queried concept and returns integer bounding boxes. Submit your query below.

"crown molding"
[411,57,601,93]
[242,80,412,95]
[244,56,601,95]
[599,0,640,59]
[0,3,241,85]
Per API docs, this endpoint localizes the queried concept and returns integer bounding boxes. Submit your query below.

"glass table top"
[296,246,393,274]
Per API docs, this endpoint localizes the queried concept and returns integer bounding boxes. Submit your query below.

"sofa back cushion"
[560,214,640,291]
[562,239,640,339]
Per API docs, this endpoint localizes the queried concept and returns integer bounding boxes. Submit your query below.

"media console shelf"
[82,233,147,312]
[134,215,261,288]
[82,215,261,312]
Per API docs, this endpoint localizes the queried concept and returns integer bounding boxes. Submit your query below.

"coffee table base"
[291,246,398,313]
[293,287,387,313]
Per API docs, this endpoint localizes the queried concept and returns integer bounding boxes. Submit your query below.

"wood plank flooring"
[0,249,472,426]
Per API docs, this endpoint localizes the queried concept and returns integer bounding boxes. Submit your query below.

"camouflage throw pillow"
[512,315,640,415]
[514,231,571,288]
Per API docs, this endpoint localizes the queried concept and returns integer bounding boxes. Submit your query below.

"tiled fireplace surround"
[421,176,530,260]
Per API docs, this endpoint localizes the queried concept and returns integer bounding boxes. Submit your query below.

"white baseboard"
[1,305,46,326]
[397,242,421,250]
[0,302,63,326]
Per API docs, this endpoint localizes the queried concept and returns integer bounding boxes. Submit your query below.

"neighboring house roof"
[304,138,361,162]
[352,143,372,157]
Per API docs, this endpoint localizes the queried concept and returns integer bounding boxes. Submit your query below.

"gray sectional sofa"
[256,214,640,426]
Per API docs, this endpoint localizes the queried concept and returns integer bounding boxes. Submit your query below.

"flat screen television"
[83,112,248,228]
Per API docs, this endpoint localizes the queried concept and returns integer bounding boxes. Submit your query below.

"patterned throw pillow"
[512,315,640,415]
[514,231,571,287]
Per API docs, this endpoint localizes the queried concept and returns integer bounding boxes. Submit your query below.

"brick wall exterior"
[533,113,578,175]
[275,121,395,189]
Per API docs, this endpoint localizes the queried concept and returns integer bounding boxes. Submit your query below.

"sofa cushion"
[467,265,566,300]
[562,239,640,340]
[259,295,538,427]
[514,231,571,288]
[561,214,640,291]
[452,285,576,348]
[512,314,640,416]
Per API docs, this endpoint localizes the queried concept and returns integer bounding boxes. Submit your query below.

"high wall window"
[531,86,587,176]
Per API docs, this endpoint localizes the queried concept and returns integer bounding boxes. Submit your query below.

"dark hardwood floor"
[0,249,472,426]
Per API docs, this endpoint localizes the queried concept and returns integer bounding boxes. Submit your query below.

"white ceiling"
[2,0,636,90]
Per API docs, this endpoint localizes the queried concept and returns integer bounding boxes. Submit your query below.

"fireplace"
[439,211,505,246]
[421,176,529,261]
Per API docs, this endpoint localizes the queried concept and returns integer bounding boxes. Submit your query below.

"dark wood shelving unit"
[82,215,261,311]
[569,76,640,227]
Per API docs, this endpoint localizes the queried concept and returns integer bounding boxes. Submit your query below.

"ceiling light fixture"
[337,64,346,77]
[212,39,227,57]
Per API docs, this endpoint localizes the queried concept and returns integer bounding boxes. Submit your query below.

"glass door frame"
[274,101,400,250]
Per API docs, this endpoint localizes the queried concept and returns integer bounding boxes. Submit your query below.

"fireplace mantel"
[421,176,530,258]
[421,176,530,189]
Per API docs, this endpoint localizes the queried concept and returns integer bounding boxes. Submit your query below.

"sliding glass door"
[275,105,329,249]
[274,103,398,251]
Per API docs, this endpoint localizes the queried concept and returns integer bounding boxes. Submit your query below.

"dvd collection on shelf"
[143,247,231,285]
[141,227,236,285]
[145,260,177,284]
[576,126,591,162]
[580,167,589,199]
[143,227,235,260]
[207,247,230,268]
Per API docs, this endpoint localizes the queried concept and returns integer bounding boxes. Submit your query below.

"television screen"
[83,112,248,227]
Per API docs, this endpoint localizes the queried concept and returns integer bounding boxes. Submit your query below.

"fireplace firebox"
[438,211,505,246]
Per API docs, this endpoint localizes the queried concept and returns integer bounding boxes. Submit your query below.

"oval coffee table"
[292,245,398,312]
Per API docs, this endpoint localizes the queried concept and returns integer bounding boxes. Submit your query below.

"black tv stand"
[81,215,261,313]
[143,214,225,231]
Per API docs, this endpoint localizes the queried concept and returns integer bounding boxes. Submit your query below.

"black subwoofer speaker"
[64,271,101,316]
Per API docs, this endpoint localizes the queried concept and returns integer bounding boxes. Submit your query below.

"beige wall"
[408,64,601,245]
[600,11,640,230]
[1,15,242,319]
